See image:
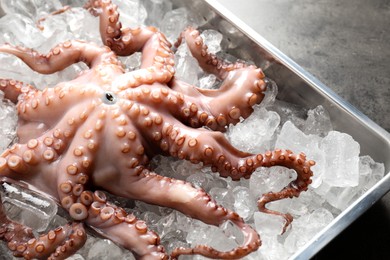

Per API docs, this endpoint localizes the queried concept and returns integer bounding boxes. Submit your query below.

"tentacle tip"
[281,213,293,234]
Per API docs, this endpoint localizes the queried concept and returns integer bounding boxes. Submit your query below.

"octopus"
[0,0,315,259]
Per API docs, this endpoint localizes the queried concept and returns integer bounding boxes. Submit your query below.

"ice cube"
[259,79,278,108]
[0,0,62,19]
[66,254,85,260]
[0,98,17,152]
[0,182,57,232]
[284,208,333,253]
[186,172,211,190]
[356,155,385,196]
[160,7,204,43]
[323,155,386,211]
[160,7,189,43]
[87,239,124,260]
[120,52,142,72]
[233,186,257,221]
[174,42,202,86]
[268,100,307,129]
[112,0,147,28]
[254,212,285,238]
[302,105,333,137]
[141,211,161,231]
[320,131,360,187]
[249,166,297,199]
[200,30,223,54]
[0,14,45,47]
[186,220,212,246]
[209,187,234,210]
[227,107,280,154]
[275,121,326,188]
[143,0,173,26]
[199,74,218,89]
[324,185,359,211]
[156,211,176,238]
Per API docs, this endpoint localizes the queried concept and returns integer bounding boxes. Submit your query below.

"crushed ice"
[0,0,386,259]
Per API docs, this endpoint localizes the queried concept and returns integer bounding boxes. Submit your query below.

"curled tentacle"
[170,68,267,131]
[86,0,175,90]
[139,120,314,231]
[175,27,250,80]
[256,149,315,232]
[120,65,267,132]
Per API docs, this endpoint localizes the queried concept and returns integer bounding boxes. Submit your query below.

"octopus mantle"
[0,1,314,259]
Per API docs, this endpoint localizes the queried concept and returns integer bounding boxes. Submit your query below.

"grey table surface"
[216,0,390,259]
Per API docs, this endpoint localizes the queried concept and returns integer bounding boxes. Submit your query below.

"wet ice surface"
[0,0,386,259]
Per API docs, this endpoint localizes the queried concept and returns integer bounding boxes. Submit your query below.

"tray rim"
[203,0,390,258]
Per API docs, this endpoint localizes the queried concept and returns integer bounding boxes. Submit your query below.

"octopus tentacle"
[257,149,315,231]
[0,144,43,178]
[0,195,35,255]
[19,222,86,260]
[0,137,61,195]
[86,0,167,57]
[112,31,175,90]
[56,109,105,217]
[142,121,313,229]
[87,0,175,89]
[169,69,267,131]
[175,27,249,80]
[0,78,36,104]
[121,68,266,132]
[0,40,119,74]
[0,183,86,259]
[86,195,168,260]
[17,89,99,132]
[119,171,260,259]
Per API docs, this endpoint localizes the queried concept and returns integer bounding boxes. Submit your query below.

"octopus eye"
[103,92,117,104]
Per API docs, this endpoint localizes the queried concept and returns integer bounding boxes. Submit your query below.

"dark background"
[217,0,390,259]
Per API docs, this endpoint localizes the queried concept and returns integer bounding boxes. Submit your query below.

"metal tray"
[173,0,390,259]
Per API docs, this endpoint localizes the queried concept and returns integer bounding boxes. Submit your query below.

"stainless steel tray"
[173,0,390,259]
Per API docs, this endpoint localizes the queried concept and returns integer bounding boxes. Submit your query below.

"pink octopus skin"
[0,0,315,259]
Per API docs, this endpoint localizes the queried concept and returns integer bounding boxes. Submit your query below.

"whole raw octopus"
[0,0,314,259]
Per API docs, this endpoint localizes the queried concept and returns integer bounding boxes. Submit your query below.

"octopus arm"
[176,27,253,80]
[172,27,269,130]
[0,79,36,104]
[0,181,86,260]
[0,41,116,75]
[85,194,168,260]
[168,66,266,131]
[129,64,267,132]
[145,122,314,230]
[115,171,260,259]
[18,222,86,260]
[87,0,175,89]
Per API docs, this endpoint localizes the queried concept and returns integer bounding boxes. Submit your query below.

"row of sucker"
[81,190,167,259]
[17,84,102,126]
[0,40,120,76]
[87,0,176,90]
[137,171,260,260]
[121,76,266,133]
[176,27,249,80]
[0,79,36,104]
[57,108,106,222]
[2,221,86,260]
[114,30,175,90]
